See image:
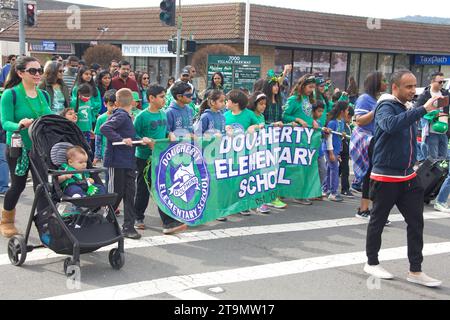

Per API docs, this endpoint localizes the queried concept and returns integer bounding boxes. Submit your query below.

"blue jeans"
[64,183,106,197]
[0,143,9,194]
[324,152,340,195]
[426,133,448,160]
[437,174,450,204]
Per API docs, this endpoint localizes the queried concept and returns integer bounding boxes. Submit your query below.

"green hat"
[132,91,141,102]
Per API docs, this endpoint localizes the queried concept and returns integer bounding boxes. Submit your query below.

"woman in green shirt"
[0,56,52,238]
[39,61,70,114]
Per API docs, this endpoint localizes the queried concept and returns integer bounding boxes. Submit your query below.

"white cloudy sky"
[54,0,450,19]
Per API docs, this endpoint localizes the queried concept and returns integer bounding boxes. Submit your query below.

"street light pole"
[18,0,26,55]
[244,0,250,55]
[175,0,182,78]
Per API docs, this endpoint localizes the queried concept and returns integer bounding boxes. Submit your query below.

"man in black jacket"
[363,70,442,287]
[414,72,450,160]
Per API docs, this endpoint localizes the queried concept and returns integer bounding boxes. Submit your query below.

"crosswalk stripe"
[42,241,450,300]
[168,289,218,300]
[0,210,448,266]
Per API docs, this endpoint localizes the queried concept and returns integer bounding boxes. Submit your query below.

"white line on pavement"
[168,289,218,300]
[0,211,448,266]
[42,241,450,300]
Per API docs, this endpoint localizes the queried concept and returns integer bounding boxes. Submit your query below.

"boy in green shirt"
[131,91,143,120]
[133,84,185,234]
[224,89,262,135]
[94,89,116,166]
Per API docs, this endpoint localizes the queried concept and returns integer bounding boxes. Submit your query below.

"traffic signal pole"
[175,10,181,79]
[18,0,26,55]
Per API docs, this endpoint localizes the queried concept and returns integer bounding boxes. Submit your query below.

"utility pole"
[175,0,182,78]
[244,0,250,55]
[18,0,25,55]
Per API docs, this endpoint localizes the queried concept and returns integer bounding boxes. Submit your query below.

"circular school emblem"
[156,143,210,223]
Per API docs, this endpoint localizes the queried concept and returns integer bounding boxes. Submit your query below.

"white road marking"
[168,289,218,300]
[0,211,448,266]
[42,241,450,300]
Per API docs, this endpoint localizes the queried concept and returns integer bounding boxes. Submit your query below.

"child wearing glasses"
[166,81,195,138]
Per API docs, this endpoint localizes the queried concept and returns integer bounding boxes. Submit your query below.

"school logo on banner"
[156,142,210,223]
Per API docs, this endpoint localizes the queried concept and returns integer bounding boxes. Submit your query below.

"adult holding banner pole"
[363,70,442,287]
[282,74,318,206]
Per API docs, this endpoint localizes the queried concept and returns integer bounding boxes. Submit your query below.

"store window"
[330,52,348,91]
[293,50,312,84]
[134,57,148,73]
[349,53,360,91]
[312,51,331,77]
[422,65,440,87]
[275,49,292,75]
[378,54,394,80]
[411,65,423,87]
[394,54,410,71]
[359,53,377,92]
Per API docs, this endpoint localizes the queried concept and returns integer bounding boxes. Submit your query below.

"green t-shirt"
[70,99,93,132]
[224,108,259,133]
[255,112,265,125]
[0,83,52,150]
[52,88,66,114]
[94,112,110,158]
[134,108,168,160]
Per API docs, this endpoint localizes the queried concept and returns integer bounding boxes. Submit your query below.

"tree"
[82,44,123,69]
[191,44,239,83]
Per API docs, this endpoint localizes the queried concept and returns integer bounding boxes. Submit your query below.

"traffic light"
[25,3,36,27]
[159,0,176,26]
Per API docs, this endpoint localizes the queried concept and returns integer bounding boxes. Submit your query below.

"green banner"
[151,126,322,226]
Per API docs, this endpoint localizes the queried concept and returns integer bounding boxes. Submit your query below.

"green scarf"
[15,148,29,177]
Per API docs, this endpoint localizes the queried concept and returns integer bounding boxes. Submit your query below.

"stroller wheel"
[8,236,27,266]
[109,248,125,270]
[63,257,80,277]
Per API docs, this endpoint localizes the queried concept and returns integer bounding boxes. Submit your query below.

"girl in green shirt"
[282,74,319,130]
[70,83,96,143]
[0,56,52,238]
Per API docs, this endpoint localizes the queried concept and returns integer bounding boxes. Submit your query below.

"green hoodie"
[70,85,102,132]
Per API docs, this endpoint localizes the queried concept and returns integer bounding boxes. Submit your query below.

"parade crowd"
[0,53,448,287]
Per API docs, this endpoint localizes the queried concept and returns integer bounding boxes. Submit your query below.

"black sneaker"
[351,185,362,193]
[355,208,370,220]
[385,219,391,226]
[163,222,188,235]
[342,190,355,198]
[122,227,142,240]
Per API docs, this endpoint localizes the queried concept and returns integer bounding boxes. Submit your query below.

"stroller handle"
[48,168,108,176]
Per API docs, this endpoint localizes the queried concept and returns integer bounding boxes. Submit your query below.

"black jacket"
[38,80,71,110]
[372,94,427,177]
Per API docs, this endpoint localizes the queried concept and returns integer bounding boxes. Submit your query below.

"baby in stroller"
[58,145,106,198]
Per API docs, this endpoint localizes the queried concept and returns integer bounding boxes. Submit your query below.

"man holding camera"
[415,72,449,161]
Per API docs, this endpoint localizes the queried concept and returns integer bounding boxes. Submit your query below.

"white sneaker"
[363,263,394,279]
[407,272,442,287]
[434,202,450,213]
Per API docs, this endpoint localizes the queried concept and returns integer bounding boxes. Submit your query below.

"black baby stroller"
[7,114,125,276]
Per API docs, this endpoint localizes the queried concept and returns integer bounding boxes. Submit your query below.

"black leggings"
[3,147,39,211]
[362,138,375,200]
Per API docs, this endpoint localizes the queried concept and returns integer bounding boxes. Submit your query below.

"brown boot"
[0,209,19,238]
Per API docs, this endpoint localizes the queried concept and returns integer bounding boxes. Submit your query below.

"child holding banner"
[133,84,187,234]
[323,100,349,202]
[282,74,318,205]
[194,89,229,222]
[225,89,263,215]
[312,101,328,200]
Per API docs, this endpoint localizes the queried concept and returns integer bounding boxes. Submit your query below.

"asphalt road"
[0,183,450,301]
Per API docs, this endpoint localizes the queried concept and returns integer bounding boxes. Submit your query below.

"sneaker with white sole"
[434,202,450,213]
[294,199,313,205]
[407,272,442,287]
[257,204,271,214]
[267,198,288,209]
[363,263,394,279]
[355,208,370,220]
[328,194,344,202]
[216,217,228,222]
[240,210,251,216]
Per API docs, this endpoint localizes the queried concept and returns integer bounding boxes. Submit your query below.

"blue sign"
[42,41,56,52]
[415,55,450,65]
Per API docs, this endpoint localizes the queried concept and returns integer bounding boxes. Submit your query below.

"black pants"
[134,158,179,226]
[362,138,375,200]
[340,152,350,192]
[4,147,42,211]
[366,177,424,272]
[108,167,137,230]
